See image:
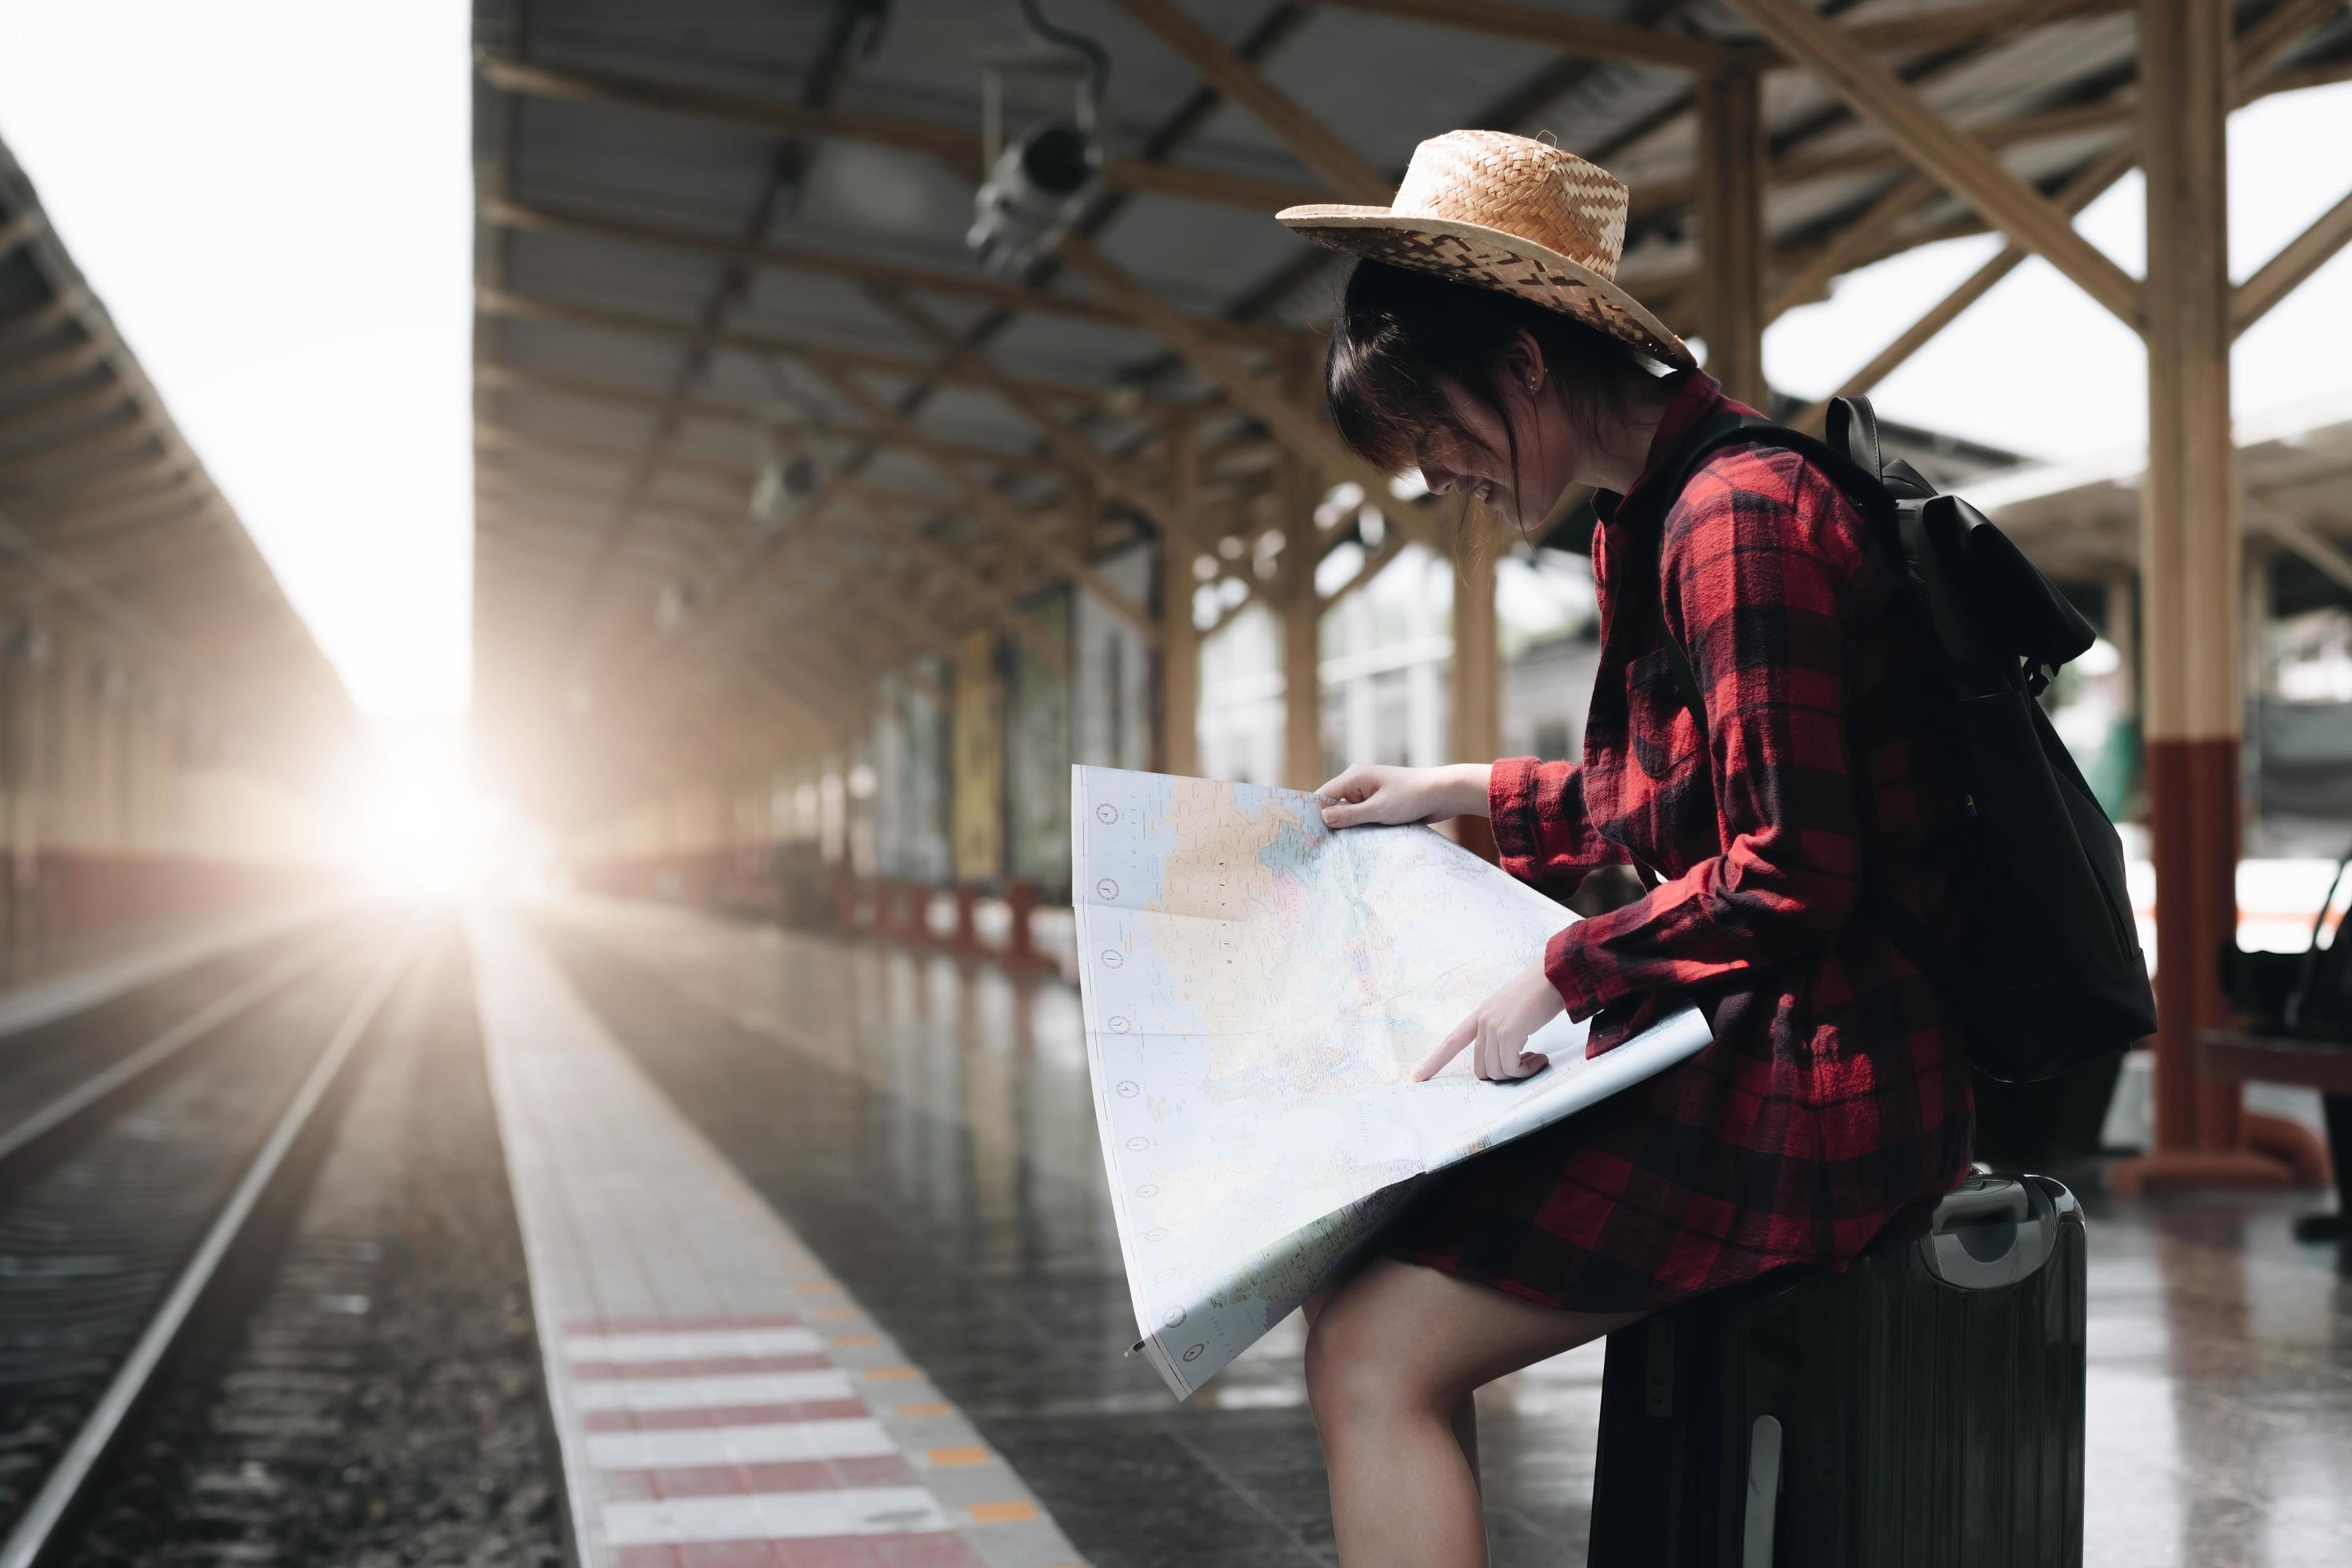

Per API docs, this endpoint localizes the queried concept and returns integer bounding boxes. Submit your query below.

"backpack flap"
[1950,498,2098,689]
[1898,494,2000,681]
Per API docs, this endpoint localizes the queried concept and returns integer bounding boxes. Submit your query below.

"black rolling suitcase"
[1586,1174,2086,1567]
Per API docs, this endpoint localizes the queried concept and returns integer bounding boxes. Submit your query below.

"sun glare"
[336,723,545,898]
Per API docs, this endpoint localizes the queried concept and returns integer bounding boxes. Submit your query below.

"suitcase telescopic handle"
[1920,1176,2060,1290]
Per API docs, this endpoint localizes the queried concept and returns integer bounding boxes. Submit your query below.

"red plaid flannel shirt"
[1462,369,1975,1290]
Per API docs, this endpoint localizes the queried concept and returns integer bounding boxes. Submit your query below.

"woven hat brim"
[1278,206,1694,371]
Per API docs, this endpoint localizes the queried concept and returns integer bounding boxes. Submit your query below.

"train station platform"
[470,895,2352,1568]
[468,910,1086,1568]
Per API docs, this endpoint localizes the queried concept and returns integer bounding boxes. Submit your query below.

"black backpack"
[1624,395,2158,1084]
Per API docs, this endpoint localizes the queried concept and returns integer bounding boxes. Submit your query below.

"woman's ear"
[1498,328,1547,402]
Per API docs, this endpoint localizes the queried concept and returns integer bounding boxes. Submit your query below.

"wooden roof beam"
[474,506,709,575]
[2235,183,2352,335]
[20,471,199,537]
[863,287,1186,544]
[0,407,154,476]
[480,196,1296,355]
[1654,24,2352,328]
[0,337,107,398]
[1723,0,2141,327]
[1307,0,2138,74]
[2245,500,2352,596]
[1790,144,2137,433]
[0,378,133,442]
[818,482,1077,674]
[476,423,748,534]
[474,286,1116,413]
[1767,171,1938,320]
[805,356,1156,643]
[475,361,1078,482]
[1303,0,1726,73]
[0,451,189,509]
[698,553,956,722]
[1746,55,2352,198]
[1050,232,1441,553]
[754,562,953,702]
[1113,0,1396,202]
[1783,0,2352,429]
[475,53,1327,217]
[44,497,215,558]
[1069,9,1455,548]
[0,290,87,352]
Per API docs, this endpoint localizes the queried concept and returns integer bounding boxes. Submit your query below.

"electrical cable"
[1016,0,1110,110]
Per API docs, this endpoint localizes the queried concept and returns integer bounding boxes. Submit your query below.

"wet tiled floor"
[526,896,2352,1567]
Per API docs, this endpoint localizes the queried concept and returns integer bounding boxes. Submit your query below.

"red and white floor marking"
[470,911,1086,1568]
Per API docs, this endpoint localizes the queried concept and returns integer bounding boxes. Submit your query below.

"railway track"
[0,918,424,1566]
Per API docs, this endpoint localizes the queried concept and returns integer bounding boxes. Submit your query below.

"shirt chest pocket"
[1622,643,1710,790]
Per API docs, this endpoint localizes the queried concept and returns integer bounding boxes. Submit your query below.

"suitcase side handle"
[1921,1177,2060,1290]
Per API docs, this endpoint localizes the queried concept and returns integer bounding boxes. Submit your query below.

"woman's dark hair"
[1327,258,1660,521]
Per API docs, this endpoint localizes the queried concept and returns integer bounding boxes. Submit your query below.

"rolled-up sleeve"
[1488,755,1630,903]
[1543,448,1868,1027]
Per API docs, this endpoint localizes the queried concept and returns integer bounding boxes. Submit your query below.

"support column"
[1698,66,1770,409]
[1450,515,1502,862]
[1282,469,1322,790]
[2117,0,2284,1191]
[1156,415,1201,778]
[1281,352,1324,790]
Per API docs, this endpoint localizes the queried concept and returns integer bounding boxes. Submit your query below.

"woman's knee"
[1304,1277,1455,1428]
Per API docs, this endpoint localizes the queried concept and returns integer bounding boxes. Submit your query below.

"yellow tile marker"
[926,1446,992,1468]
[970,1501,1040,1524]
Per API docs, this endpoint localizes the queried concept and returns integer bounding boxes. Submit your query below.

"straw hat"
[1278,129,1694,370]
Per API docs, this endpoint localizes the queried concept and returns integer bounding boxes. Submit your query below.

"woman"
[1274,131,1976,1565]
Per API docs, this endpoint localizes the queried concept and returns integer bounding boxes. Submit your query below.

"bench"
[2197,1026,2352,1240]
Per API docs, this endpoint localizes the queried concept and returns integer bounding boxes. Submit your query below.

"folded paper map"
[1072,766,1714,1398]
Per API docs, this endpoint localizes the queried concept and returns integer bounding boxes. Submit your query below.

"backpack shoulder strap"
[1825,396,1882,484]
[1628,398,1894,729]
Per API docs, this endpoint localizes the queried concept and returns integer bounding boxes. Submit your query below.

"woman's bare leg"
[1305,1282,1482,1492]
[1304,1258,1639,1568]
[1302,1282,1482,1491]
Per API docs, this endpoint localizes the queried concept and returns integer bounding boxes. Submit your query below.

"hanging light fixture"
[750,448,821,538]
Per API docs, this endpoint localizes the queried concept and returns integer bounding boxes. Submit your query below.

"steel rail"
[0,932,342,1174]
[0,924,425,1568]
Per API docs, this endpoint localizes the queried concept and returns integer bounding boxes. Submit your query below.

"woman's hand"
[1316,762,1492,830]
[1415,960,1564,1082]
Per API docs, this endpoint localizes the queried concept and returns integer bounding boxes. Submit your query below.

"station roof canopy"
[470,0,2352,819]
[0,138,356,782]
[1974,387,2352,614]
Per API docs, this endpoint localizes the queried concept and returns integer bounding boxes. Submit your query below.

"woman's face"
[1411,342,1589,526]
